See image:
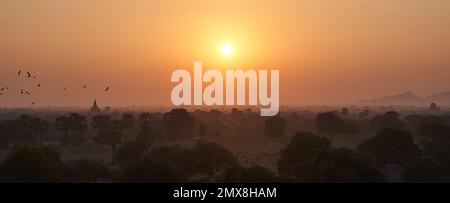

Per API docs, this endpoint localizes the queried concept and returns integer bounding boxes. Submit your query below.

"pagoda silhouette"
[89,99,101,114]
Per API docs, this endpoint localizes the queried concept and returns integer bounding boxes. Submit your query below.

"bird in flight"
[83,84,87,89]
[37,84,41,87]
[27,72,31,78]
[105,86,110,92]
[18,70,21,76]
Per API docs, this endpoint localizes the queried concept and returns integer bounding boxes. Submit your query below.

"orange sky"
[1,0,450,107]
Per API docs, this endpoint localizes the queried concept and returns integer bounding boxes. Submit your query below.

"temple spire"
[89,98,101,113]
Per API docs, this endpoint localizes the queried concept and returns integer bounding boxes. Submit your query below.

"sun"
[220,44,233,57]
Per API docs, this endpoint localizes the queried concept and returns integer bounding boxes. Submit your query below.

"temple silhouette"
[89,99,101,114]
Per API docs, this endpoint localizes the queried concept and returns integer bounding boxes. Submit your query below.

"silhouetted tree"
[139,112,152,130]
[117,153,187,182]
[163,108,196,139]
[136,113,157,154]
[369,111,404,132]
[121,113,135,131]
[278,132,331,177]
[264,116,286,137]
[9,115,49,146]
[110,120,124,164]
[92,115,123,164]
[0,121,12,149]
[220,165,282,182]
[0,145,61,182]
[62,159,110,182]
[191,142,237,178]
[197,122,208,140]
[421,149,450,179]
[91,115,112,130]
[317,111,341,131]
[32,117,48,145]
[357,129,421,167]
[136,130,157,155]
[116,141,145,165]
[402,157,442,182]
[417,124,450,178]
[359,109,370,119]
[55,113,88,145]
[147,146,199,176]
[418,124,450,151]
[404,114,443,132]
[41,146,62,164]
[55,115,72,145]
[316,112,359,134]
[300,148,385,182]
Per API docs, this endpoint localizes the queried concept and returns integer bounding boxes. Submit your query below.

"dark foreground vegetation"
[1,105,450,182]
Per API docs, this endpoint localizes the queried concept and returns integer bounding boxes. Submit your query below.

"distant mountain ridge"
[358,91,450,106]
[426,91,450,102]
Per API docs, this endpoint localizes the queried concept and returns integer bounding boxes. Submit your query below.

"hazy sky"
[1,0,450,107]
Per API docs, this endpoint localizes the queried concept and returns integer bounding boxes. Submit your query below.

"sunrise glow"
[220,44,233,57]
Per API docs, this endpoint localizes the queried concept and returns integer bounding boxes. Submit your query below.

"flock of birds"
[0,69,111,106]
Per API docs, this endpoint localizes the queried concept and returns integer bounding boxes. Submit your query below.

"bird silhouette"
[27,72,31,78]
[18,70,21,76]
[105,86,110,92]
[37,84,41,87]
[83,84,87,89]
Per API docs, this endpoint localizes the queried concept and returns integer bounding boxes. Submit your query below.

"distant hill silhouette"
[425,91,450,104]
[358,91,450,106]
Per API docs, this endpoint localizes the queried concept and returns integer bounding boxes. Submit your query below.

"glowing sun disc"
[221,44,233,57]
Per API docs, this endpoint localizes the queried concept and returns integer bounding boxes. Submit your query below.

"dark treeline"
[1,106,450,182]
